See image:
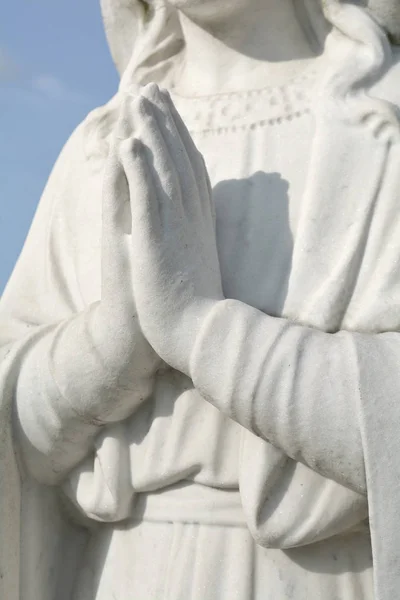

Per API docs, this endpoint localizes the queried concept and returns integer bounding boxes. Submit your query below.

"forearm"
[14,304,157,485]
[189,299,365,494]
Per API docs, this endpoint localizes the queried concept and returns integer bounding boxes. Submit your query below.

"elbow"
[13,437,67,487]
[12,416,69,487]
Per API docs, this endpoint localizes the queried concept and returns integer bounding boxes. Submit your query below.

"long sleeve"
[189,299,366,494]
[12,308,157,485]
[0,113,158,485]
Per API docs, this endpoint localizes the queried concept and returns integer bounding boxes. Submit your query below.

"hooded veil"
[100,0,329,84]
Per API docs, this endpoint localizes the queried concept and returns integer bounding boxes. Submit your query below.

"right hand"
[90,94,163,393]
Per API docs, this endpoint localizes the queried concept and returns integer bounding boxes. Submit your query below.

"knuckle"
[120,136,143,160]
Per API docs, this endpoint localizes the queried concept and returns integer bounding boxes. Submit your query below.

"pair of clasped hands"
[96,83,224,382]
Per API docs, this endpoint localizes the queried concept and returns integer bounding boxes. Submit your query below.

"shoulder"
[38,94,121,298]
[48,91,121,211]
[54,93,120,182]
[80,93,121,170]
[42,93,121,219]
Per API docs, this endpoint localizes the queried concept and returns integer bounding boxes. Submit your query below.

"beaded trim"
[171,72,315,134]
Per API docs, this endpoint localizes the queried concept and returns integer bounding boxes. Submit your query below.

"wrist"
[89,301,161,390]
[49,305,158,424]
[163,298,223,376]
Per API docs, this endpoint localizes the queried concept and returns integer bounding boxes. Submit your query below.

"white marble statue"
[2,0,400,598]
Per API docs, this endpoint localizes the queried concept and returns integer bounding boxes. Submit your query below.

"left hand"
[119,83,224,374]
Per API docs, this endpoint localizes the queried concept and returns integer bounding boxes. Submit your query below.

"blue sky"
[1,1,119,292]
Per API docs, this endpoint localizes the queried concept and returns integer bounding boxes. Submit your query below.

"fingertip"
[141,82,161,101]
[141,82,171,109]
[159,87,172,101]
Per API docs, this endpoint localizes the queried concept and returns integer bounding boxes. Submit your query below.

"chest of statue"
[190,110,315,317]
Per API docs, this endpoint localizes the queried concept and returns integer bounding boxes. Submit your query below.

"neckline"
[168,57,321,103]
[170,64,318,135]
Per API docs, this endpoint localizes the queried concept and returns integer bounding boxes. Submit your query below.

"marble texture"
[2,1,400,599]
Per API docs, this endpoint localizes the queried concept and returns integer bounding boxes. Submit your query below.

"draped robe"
[2,42,400,600]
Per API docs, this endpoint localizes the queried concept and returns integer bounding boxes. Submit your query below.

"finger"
[132,94,185,226]
[160,86,213,212]
[103,143,130,231]
[115,93,137,141]
[141,84,200,213]
[119,137,162,242]
[101,145,132,297]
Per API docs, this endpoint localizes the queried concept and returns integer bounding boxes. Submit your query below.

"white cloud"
[0,48,90,106]
[31,74,89,104]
